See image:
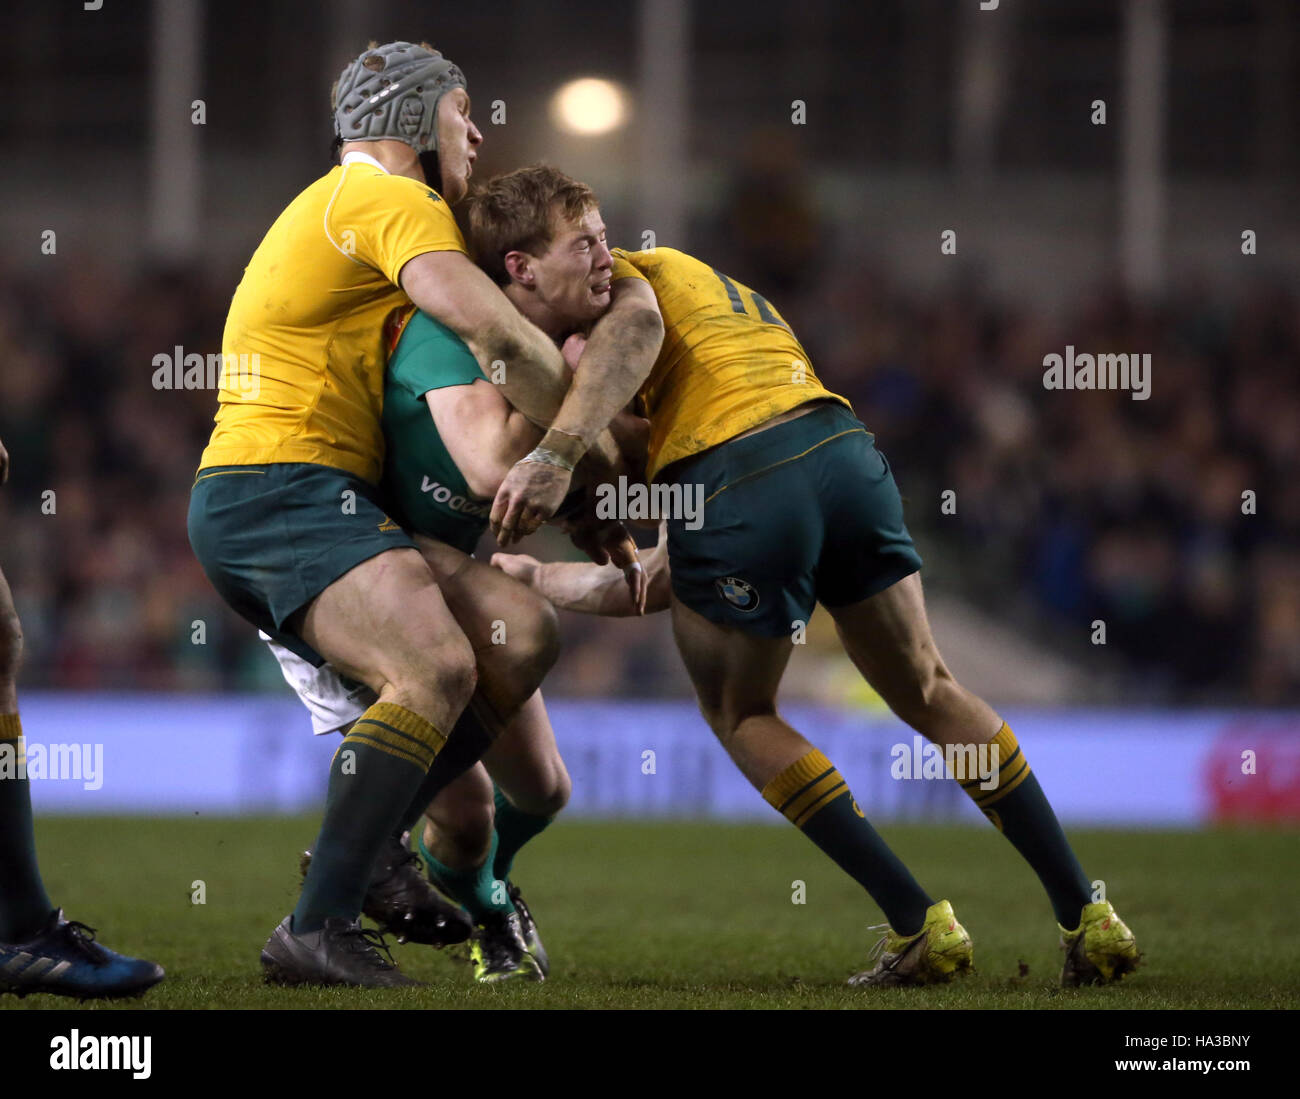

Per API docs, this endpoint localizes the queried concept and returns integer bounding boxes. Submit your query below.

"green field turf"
[3,816,1297,1010]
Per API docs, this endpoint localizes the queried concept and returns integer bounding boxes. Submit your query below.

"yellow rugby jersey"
[609,247,851,480]
[198,157,467,484]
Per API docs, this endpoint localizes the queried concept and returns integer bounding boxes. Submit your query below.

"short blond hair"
[466,165,599,285]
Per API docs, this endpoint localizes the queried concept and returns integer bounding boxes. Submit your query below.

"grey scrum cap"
[333,41,466,155]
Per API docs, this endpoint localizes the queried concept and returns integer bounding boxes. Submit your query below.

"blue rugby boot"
[0,909,164,999]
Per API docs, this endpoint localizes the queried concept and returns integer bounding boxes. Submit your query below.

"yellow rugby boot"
[470,911,544,984]
[847,900,973,987]
[1059,900,1140,986]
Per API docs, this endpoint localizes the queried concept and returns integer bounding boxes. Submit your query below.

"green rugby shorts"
[188,462,415,665]
[663,402,922,637]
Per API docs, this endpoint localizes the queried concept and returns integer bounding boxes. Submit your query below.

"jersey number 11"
[712,268,790,330]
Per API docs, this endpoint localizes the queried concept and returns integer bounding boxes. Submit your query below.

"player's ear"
[503,250,534,287]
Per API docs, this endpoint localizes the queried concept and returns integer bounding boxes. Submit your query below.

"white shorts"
[260,631,376,736]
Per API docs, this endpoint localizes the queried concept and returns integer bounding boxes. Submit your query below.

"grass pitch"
[4,816,1297,1010]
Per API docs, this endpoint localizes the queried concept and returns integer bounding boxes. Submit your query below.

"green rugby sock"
[491,784,555,882]
[961,723,1092,927]
[762,748,933,935]
[417,829,513,924]
[0,713,54,942]
[294,702,445,934]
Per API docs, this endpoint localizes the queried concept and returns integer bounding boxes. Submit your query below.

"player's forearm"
[578,429,626,484]
[532,561,641,616]
[401,251,572,426]
[491,409,618,493]
[467,317,571,429]
[468,407,544,499]
[534,531,669,616]
[548,307,663,452]
[472,319,630,480]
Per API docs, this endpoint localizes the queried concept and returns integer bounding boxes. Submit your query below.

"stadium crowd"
[0,239,1296,704]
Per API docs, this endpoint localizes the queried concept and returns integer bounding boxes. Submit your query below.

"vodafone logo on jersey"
[420,476,490,518]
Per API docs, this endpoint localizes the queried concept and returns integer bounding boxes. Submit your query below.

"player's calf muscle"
[0,609,20,673]
[425,766,494,868]
[0,646,18,712]
[725,714,816,790]
[479,693,568,813]
[0,585,22,698]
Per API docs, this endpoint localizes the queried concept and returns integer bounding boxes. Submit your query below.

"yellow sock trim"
[761,749,851,826]
[0,713,24,768]
[792,780,850,828]
[960,722,1032,809]
[345,702,445,771]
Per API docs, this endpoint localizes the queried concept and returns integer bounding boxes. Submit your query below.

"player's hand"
[489,551,541,589]
[604,526,647,615]
[565,517,646,614]
[0,435,7,486]
[564,514,611,566]
[561,332,587,373]
[490,460,574,546]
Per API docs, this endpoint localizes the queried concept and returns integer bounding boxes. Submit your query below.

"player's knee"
[392,636,479,723]
[698,697,776,747]
[511,760,571,817]
[426,810,493,867]
[427,776,495,863]
[548,762,572,813]
[694,696,732,740]
[886,650,953,729]
[443,644,480,712]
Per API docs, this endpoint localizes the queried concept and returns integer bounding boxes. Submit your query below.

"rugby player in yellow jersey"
[474,166,1140,988]
[271,304,648,984]
[187,43,633,988]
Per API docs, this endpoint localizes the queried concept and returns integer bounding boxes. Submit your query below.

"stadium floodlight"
[549,77,630,136]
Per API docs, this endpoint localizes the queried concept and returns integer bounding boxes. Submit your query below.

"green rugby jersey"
[381,310,491,554]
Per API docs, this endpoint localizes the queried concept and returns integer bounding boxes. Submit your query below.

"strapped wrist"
[540,427,587,467]
[520,446,576,473]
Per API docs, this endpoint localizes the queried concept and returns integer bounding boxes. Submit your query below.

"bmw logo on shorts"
[715,576,759,611]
